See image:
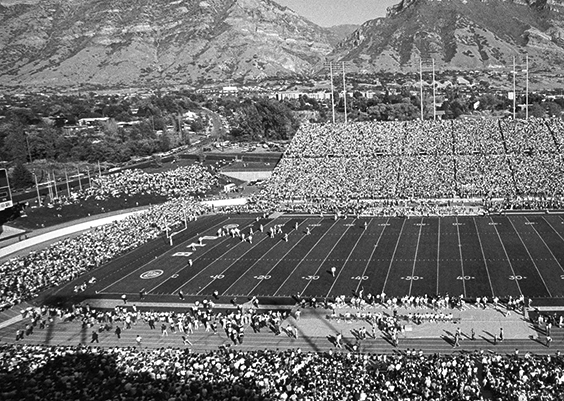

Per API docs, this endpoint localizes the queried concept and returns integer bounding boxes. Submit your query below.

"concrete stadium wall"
[221,171,272,182]
[201,198,248,208]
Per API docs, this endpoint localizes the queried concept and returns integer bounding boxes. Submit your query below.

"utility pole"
[420,58,424,121]
[77,166,82,191]
[432,58,437,121]
[525,54,529,120]
[329,62,336,124]
[33,173,41,206]
[513,56,517,120]
[25,132,33,163]
[65,168,71,197]
[87,166,92,187]
[178,114,190,145]
[342,62,348,124]
[52,171,58,200]
[47,172,53,200]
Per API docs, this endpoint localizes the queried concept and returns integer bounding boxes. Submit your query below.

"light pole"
[33,173,41,206]
[513,56,516,120]
[77,165,82,191]
[329,62,336,124]
[24,132,33,163]
[419,58,424,121]
[342,62,348,124]
[65,168,71,197]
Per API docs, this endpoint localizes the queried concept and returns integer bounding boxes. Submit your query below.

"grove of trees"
[0,92,210,165]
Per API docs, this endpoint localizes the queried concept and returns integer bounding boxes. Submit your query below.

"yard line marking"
[454,216,467,298]
[355,218,389,295]
[194,235,272,296]
[300,220,358,295]
[408,217,424,297]
[222,237,287,295]
[436,216,440,294]
[225,217,318,294]
[489,216,523,296]
[173,252,193,257]
[150,219,259,294]
[326,219,373,298]
[167,219,279,295]
[97,216,229,294]
[472,217,495,297]
[526,217,564,275]
[507,217,552,297]
[273,219,341,296]
[382,219,407,293]
[244,219,323,296]
[542,215,564,245]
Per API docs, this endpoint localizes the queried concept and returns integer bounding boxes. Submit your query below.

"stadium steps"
[0,302,36,329]
[1,318,562,355]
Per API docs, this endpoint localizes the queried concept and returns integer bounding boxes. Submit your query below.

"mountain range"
[1,0,564,88]
[336,0,564,72]
[0,0,335,88]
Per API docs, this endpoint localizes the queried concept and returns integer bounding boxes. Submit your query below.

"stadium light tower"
[510,54,530,120]
[420,59,424,121]
[432,58,437,121]
[418,57,437,121]
[342,62,348,124]
[513,56,517,120]
[525,54,529,120]
[324,61,336,124]
[324,61,351,124]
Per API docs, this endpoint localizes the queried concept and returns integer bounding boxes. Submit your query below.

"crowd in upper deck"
[258,118,564,207]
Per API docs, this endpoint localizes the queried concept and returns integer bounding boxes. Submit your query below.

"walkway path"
[1,302,561,355]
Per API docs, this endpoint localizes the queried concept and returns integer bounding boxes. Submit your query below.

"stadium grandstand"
[1,119,564,400]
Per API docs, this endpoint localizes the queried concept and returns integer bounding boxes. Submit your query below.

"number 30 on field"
[509,275,525,281]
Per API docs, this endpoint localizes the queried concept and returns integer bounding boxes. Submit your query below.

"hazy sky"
[275,0,400,27]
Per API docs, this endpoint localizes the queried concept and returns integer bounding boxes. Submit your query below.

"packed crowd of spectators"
[255,118,564,213]
[66,300,288,345]
[77,163,219,201]
[3,119,564,399]
[7,118,562,307]
[1,343,563,400]
[0,198,211,309]
[331,292,526,314]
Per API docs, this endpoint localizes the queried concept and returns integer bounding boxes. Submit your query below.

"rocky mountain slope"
[0,0,334,88]
[325,24,360,45]
[334,0,564,72]
[3,0,564,89]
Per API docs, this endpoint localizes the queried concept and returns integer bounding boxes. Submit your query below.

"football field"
[57,213,564,303]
